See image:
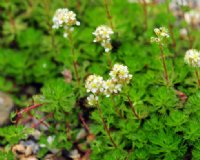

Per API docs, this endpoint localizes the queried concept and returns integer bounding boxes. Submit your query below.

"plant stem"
[195,69,200,87]
[141,0,148,30]
[106,52,112,68]
[111,96,123,118]
[32,112,53,128]
[79,113,90,133]
[187,26,194,49]
[68,33,80,85]
[166,0,176,55]
[159,44,169,86]
[16,104,43,125]
[103,0,114,30]
[127,96,140,119]
[96,102,117,148]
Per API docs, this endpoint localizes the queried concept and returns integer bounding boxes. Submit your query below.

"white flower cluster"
[85,64,132,106]
[184,49,200,67]
[184,10,200,27]
[87,94,99,106]
[93,25,114,52]
[85,75,104,94]
[52,8,80,38]
[109,64,133,84]
[151,27,170,44]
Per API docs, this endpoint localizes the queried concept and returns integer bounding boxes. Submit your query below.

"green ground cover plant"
[1,0,200,159]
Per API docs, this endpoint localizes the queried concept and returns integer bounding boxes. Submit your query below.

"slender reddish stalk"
[16,104,43,125]
[166,0,176,55]
[195,69,200,87]
[18,104,42,115]
[68,33,80,85]
[159,44,169,86]
[103,0,114,30]
[97,102,117,148]
[127,96,140,119]
[187,27,194,49]
[32,113,53,128]
[111,96,123,118]
[66,120,71,140]
[79,113,90,133]
[141,0,148,30]
[80,149,91,160]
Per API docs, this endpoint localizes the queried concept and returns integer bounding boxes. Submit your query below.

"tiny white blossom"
[85,75,104,94]
[151,27,169,44]
[184,49,200,67]
[52,8,80,38]
[109,64,132,84]
[179,28,188,39]
[47,136,55,145]
[184,10,200,27]
[103,79,122,97]
[87,94,99,106]
[93,25,114,52]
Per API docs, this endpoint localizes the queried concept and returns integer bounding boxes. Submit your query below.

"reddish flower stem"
[195,69,200,87]
[159,44,169,86]
[104,0,114,30]
[142,0,148,30]
[97,102,117,148]
[68,33,80,86]
[80,149,91,160]
[127,96,140,119]
[32,112,53,128]
[79,113,90,133]
[16,104,43,125]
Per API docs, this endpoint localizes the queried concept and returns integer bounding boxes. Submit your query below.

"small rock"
[20,156,38,160]
[20,140,39,154]
[44,154,65,160]
[12,144,26,158]
[44,154,55,160]
[86,133,95,144]
[31,129,42,140]
[0,92,14,126]
[62,69,72,83]
[76,128,87,140]
[25,146,33,156]
[69,149,80,160]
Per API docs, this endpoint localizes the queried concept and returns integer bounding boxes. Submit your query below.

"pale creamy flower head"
[109,64,132,84]
[52,8,80,38]
[179,28,188,39]
[85,75,104,94]
[151,27,169,44]
[93,25,114,52]
[87,94,99,106]
[184,10,200,27]
[184,49,200,67]
[103,79,122,97]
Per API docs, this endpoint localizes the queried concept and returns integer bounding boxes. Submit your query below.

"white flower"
[109,64,132,84]
[52,8,80,38]
[151,27,169,44]
[184,10,200,27]
[85,75,104,94]
[103,79,122,97]
[184,49,200,67]
[179,28,188,39]
[47,136,55,145]
[87,94,99,106]
[93,25,114,52]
